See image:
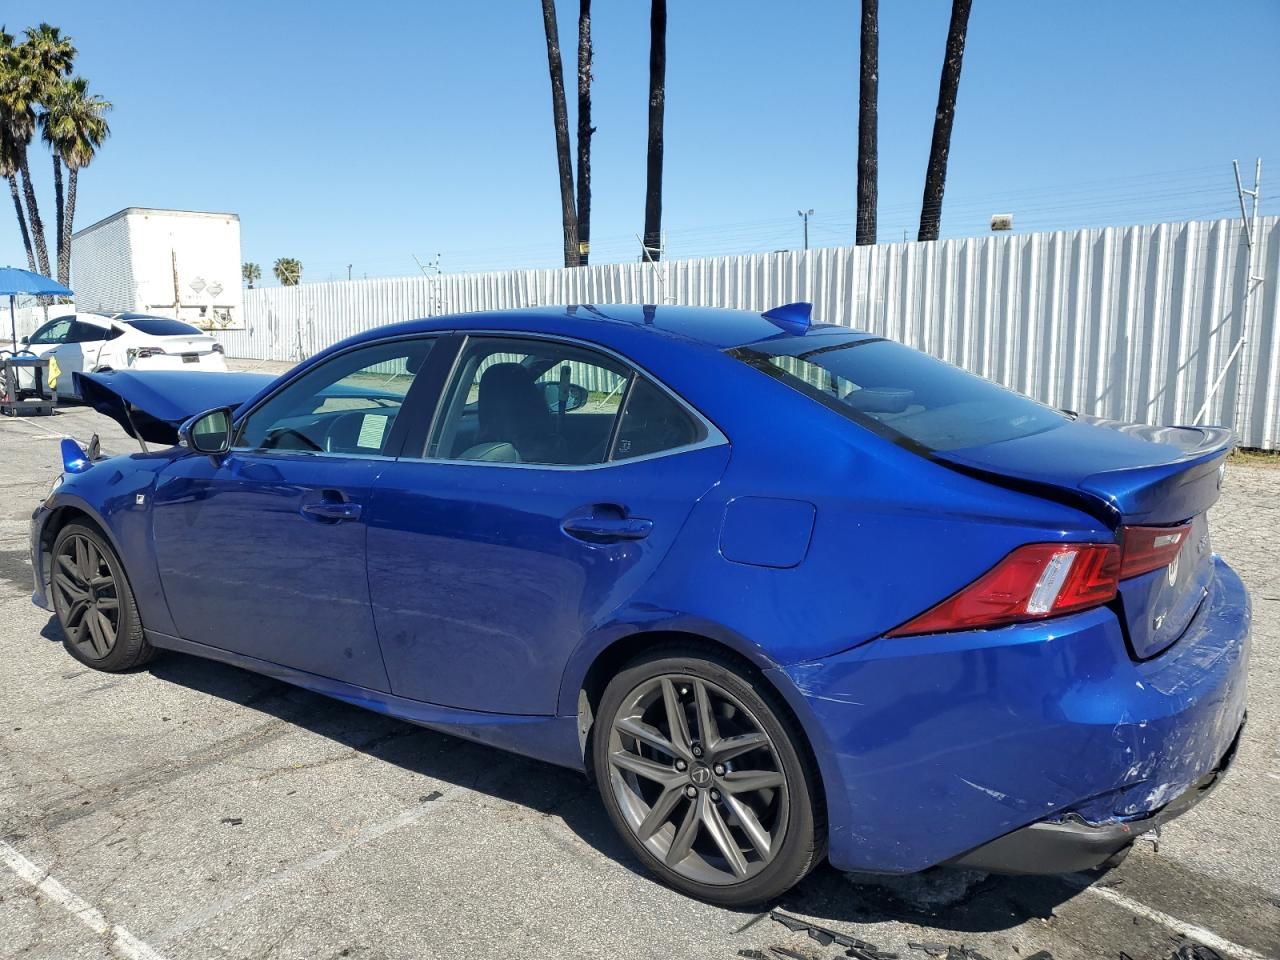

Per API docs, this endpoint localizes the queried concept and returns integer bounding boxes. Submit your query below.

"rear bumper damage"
[772,556,1250,875]
[947,718,1243,873]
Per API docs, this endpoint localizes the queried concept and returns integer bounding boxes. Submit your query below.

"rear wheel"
[592,646,824,906]
[50,522,155,671]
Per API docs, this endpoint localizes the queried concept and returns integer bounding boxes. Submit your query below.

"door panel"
[365,446,730,715]
[151,452,389,689]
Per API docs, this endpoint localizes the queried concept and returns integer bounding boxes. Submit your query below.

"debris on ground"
[770,912,897,958]
[219,817,243,826]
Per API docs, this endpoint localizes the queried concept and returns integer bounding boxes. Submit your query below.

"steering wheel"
[264,427,323,451]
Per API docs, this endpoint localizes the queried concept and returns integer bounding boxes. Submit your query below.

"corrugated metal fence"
[16,215,1279,448]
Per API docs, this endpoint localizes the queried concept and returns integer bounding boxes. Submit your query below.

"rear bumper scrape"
[947,718,1244,874]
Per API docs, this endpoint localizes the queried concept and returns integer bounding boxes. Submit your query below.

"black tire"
[592,644,825,906]
[50,522,156,671]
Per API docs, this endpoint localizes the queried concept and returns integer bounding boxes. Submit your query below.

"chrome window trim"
[408,330,729,471]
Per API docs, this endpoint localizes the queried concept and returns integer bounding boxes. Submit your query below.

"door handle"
[301,499,362,522]
[561,514,653,543]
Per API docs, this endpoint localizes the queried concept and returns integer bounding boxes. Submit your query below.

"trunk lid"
[937,415,1231,659]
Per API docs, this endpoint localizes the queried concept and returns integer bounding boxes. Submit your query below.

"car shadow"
[41,615,1082,932]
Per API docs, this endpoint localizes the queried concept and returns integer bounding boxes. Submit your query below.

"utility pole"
[347,264,352,281]
[798,209,814,251]
[1194,159,1263,426]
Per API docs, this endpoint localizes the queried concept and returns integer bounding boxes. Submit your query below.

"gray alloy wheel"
[52,531,120,658]
[605,673,791,886]
[51,522,155,672]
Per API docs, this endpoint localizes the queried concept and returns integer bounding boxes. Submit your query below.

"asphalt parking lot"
[1,399,1277,960]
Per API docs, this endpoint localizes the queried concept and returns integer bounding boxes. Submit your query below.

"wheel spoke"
[609,750,680,786]
[721,769,784,795]
[95,596,119,611]
[660,678,692,754]
[665,793,701,867]
[95,608,116,647]
[701,798,749,877]
[84,606,106,656]
[54,572,89,604]
[64,598,91,630]
[57,553,85,585]
[712,732,769,763]
[74,537,91,582]
[636,785,685,842]
[723,793,773,861]
[615,716,683,760]
[692,680,720,750]
[89,575,114,589]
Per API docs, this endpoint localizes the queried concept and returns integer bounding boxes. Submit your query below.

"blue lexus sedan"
[30,303,1248,906]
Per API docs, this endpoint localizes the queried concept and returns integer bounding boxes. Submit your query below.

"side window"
[428,337,631,466]
[69,321,110,343]
[610,378,705,460]
[30,318,72,345]
[234,338,433,455]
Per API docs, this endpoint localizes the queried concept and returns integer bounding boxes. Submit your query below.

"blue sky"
[2,0,1277,283]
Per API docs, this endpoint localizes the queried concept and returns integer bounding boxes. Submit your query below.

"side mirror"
[179,407,233,456]
[20,336,29,346]
[542,381,588,413]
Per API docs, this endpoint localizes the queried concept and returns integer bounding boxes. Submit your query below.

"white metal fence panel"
[202,215,1280,450]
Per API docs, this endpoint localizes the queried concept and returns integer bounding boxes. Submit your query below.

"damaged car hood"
[75,369,277,446]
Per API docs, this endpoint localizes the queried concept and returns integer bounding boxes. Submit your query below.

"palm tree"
[273,258,302,286]
[641,0,667,262]
[0,32,36,272]
[856,0,878,246]
[40,76,110,286]
[9,24,75,277]
[575,0,594,267]
[918,0,973,242]
[539,0,579,268]
[242,262,262,288]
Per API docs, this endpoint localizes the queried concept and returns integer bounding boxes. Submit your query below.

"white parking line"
[0,839,170,960]
[1080,880,1270,960]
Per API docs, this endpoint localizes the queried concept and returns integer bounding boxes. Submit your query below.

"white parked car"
[21,312,228,398]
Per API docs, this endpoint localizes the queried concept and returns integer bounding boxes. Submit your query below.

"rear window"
[729,336,1066,451]
[124,317,203,336]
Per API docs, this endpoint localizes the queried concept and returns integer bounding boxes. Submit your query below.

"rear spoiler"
[75,370,276,446]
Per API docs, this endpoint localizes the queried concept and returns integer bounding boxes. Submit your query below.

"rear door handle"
[561,515,653,543]
[301,499,362,522]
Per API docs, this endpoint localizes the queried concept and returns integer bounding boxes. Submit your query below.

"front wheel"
[50,522,155,671]
[592,646,825,906]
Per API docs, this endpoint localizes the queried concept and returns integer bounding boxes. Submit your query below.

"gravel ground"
[0,398,1276,960]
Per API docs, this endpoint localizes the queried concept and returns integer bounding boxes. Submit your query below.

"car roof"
[352,304,870,352]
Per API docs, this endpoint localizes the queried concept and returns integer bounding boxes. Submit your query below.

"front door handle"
[561,514,653,543]
[301,499,362,522]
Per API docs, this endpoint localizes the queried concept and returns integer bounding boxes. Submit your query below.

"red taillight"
[1119,523,1191,579]
[886,542,1121,638]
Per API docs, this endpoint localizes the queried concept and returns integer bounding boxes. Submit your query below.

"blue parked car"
[31,304,1248,906]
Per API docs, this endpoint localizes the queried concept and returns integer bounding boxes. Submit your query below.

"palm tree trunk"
[17,151,51,277]
[540,0,579,268]
[52,154,67,285]
[856,0,878,246]
[575,0,594,267]
[63,166,78,287]
[642,0,667,262]
[8,174,38,273]
[918,0,973,242]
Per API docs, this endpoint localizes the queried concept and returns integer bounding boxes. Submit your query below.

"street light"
[797,209,814,251]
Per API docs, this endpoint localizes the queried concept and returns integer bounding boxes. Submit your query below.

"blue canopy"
[2,266,73,352]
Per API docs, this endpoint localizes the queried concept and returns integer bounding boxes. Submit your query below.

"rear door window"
[123,317,204,337]
[729,336,1065,452]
